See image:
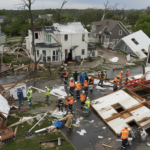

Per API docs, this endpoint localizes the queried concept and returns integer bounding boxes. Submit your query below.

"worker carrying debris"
[27,87,33,106]
[61,111,74,130]
[84,97,90,116]
[75,81,81,99]
[45,86,50,101]
[119,71,123,82]
[80,91,86,108]
[17,88,24,108]
[89,77,94,93]
[125,69,129,82]
[118,126,129,150]
[80,71,85,86]
[69,78,75,96]
[84,80,88,95]
[64,96,68,111]
[68,94,73,112]
[61,68,68,86]
[57,97,64,112]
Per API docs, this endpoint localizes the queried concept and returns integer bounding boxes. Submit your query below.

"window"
[64,34,68,41]
[142,49,148,55]
[82,34,85,41]
[92,25,95,31]
[35,33,38,39]
[52,50,59,61]
[119,30,122,35]
[81,49,85,55]
[43,50,46,56]
[113,39,116,43]
[46,34,51,42]
[55,34,58,40]
[131,38,139,45]
[37,50,39,57]
[92,51,95,57]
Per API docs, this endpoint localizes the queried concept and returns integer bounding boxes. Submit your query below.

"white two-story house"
[26,22,96,64]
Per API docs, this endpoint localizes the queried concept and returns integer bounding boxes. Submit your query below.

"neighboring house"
[0,25,6,45]
[90,19,130,48]
[0,15,6,23]
[26,22,97,64]
[113,30,150,59]
[38,14,53,21]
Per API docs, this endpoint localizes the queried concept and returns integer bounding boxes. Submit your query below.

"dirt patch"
[41,142,55,148]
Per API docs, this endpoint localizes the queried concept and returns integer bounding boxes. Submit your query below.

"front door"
[68,49,72,61]
[42,50,46,61]
[65,49,68,58]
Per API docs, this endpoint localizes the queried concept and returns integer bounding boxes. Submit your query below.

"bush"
[3,56,13,63]
[22,60,29,65]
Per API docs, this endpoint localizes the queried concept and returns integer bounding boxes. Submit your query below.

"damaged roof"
[91,90,150,134]
[88,43,98,49]
[113,30,150,59]
[35,43,61,48]
[53,22,88,34]
[44,26,56,33]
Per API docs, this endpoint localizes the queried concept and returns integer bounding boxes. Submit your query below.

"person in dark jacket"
[73,70,78,82]
[85,73,89,82]
[98,71,104,87]
[17,88,24,108]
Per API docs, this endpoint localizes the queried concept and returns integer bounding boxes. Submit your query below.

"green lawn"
[3,113,75,150]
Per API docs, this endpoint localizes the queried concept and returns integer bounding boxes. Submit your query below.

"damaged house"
[113,30,150,59]
[90,19,130,48]
[26,22,98,64]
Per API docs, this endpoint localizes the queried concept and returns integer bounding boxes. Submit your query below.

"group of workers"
[113,69,129,91]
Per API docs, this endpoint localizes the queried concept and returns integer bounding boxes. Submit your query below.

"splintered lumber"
[14,126,18,137]
[102,144,112,148]
[0,111,22,119]
[14,65,29,71]
[31,86,45,93]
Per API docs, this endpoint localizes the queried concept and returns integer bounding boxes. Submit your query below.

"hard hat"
[82,90,85,93]
[75,82,77,84]
[45,86,47,88]
[121,71,123,73]
[127,69,129,71]
[86,97,89,99]
[69,94,71,96]
[29,87,31,90]
[117,75,119,77]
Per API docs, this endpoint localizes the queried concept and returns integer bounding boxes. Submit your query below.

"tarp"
[53,121,63,128]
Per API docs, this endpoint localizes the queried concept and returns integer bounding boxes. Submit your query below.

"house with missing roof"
[113,30,150,59]
[0,15,6,23]
[26,22,98,64]
[90,19,130,48]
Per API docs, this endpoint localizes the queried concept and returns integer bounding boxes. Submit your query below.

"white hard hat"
[82,90,85,93]
[86,97,89,99]
[75,82,77,84]
[69,94,71,96]
[45,86,47,88]
[70,78,73,80]
[29,87,31,90]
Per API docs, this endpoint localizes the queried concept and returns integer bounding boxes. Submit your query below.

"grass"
[27,101,44,110]
[3,116,75,150]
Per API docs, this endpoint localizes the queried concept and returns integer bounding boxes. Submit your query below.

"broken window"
[128,120,139,128]
[47,56,51,61]
[112,103,125,113]
[82,34,85,41]
[131,38,139,45]
[92,51,95,57]
[141,49,148,55]
[64,34,68,41]
[35,33,38,39]
[37,50,39,57]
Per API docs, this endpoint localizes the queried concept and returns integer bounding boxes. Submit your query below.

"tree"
[126,11,140,27]
[134,12,150,37]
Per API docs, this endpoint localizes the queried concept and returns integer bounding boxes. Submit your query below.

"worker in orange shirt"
[125,69,129,82]
[69,78,75,96]
[118,126,129,150]
[65,96,68,111]
[68,94,73,112]
[119,71,123,82]
[89,77,94,93]
[84,80,89,95]
[113,75,120,91]
[80,91,86,108]
[75,81,81,99]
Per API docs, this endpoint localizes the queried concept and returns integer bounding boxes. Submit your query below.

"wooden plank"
[105,114,121,122]
[14,65,29,71]
[31,87,45,93]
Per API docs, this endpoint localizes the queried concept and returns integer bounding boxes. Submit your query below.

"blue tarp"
[53,121,63,128]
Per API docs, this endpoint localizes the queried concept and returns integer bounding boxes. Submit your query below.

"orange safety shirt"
[76,83,81,90]
[119,72,123,79]
[80,94,86,102]
[121,129,129,139]
[126,71,129,77]
[63,71,68,78]
[84,80,88,87]
[89,78,94,84]
[69,81,75,87]
[114,77,120,83]
[68,96,73,105]
[65,99,68,106]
